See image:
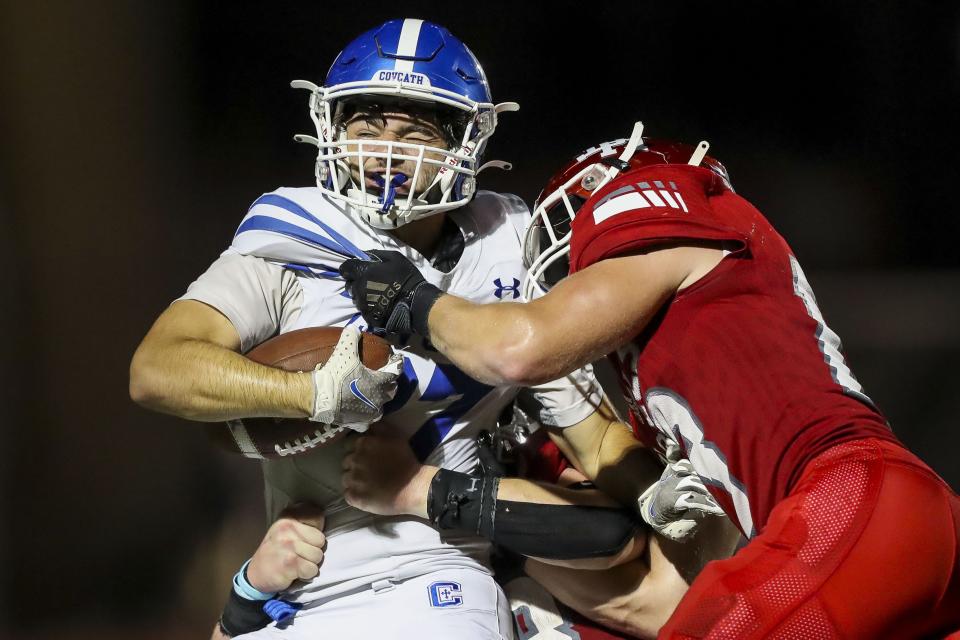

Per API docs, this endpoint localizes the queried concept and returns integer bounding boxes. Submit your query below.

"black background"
[1,1,958,637]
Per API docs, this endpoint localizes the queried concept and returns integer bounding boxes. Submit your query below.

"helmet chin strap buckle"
[373,173,409,213]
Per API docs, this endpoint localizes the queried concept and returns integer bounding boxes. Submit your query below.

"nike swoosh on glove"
[339,250,442,336]
[637,458,726,542]
[310,326,403,430]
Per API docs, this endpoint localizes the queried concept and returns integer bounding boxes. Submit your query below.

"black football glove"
[339,250,443,336]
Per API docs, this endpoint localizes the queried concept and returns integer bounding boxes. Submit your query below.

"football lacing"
[274,425,344,457]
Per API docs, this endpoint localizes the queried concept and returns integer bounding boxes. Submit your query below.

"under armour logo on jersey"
[493,277,521,299]
[428,581,463,608]
[592,180,689,225]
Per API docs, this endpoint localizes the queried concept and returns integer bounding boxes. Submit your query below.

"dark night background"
[1,1,958,637]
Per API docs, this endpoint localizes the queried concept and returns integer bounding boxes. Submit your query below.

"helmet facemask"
[521,122,646,301]
[521,122,721,301]
[292,80,515,229]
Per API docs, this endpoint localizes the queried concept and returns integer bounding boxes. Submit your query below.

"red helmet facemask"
[521,122,732,300]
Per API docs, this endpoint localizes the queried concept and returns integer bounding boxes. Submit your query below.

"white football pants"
[237,568,515,639]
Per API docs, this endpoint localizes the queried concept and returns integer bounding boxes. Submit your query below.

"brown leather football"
[204,327,392,459]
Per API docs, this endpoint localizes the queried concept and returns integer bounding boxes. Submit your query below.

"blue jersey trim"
[408,364,493,462]
[236,215,351,258]
[249,193,369,259]
[281,262,341,279]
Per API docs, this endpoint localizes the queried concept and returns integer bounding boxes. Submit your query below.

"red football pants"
[659,438,960,639]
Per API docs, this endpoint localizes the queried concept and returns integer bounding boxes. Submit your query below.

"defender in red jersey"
[565,147,897,537]
[340,122,960,638]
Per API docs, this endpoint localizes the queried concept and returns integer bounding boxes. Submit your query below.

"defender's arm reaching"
[343,402,720,565]
[341,422,647,570]
[340,244,724,387]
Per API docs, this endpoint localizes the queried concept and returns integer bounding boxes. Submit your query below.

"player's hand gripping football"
[339,250,442,336]
[246,504,328,594]
[341,430,436,519]
[637,456,725,542]
[310,326,403,430]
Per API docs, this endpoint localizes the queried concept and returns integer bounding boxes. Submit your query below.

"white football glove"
[310,326,403,431]
[638,458,725,542]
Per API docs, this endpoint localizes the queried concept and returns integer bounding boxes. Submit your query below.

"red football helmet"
[521,122,733,299]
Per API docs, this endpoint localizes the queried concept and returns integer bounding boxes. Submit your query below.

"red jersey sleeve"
[569,164,747,272]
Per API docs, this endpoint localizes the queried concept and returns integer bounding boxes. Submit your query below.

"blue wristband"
[233,559,277,601]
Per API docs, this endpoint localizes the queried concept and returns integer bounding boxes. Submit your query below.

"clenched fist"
[246,503,327,594]
[341,431,437,519]
[339,250,442,335]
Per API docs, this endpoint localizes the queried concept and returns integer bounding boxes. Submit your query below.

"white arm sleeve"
[177,251,303,352]
[518,364,605,429]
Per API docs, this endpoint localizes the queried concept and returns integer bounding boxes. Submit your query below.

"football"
[204,327,392,459]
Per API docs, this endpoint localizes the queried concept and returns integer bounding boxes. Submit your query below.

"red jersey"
[568,164,897,536]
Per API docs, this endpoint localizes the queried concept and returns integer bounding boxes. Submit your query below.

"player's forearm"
[402,466,622,519]
[130,336,313,422]
[428,259,665,386]
[426,294,556,385]
[551,406,663,509]
[531,521,737,638]
[343,434,641,562]
[528,528,646,571]
[412,467,640,562]
[550,526,739,638]
[526,552,683,640]
[593,422,663,508]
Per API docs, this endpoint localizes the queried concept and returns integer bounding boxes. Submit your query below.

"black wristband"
[410,282,443,339]
[427,468,499,537]
[218,587,272,637]
[426,470,636,560]
[491,500,637,559]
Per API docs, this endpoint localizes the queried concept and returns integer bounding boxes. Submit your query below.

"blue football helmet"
[292,19,518,228]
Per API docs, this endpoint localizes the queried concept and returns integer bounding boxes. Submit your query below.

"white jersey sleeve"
[518,364,605,428]
[177,251,304,352]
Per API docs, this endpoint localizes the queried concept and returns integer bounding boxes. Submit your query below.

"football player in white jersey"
[131,19,714,640]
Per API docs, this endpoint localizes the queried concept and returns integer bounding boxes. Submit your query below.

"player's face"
[342,110,450,197]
